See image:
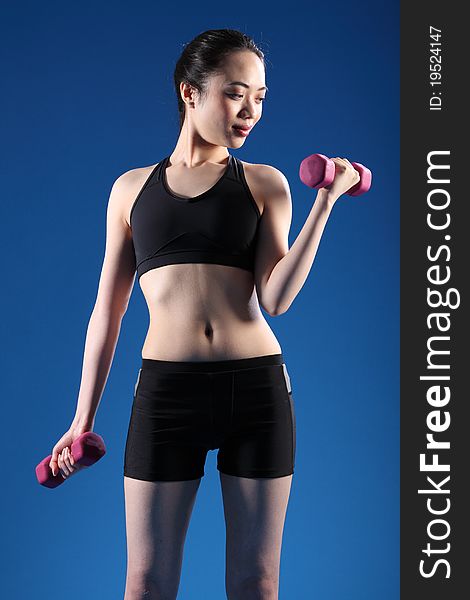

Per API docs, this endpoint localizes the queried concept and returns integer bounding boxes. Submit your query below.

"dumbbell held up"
[35,431,106,489]
[299,153,372,196]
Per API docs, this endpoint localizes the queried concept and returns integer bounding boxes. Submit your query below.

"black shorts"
[123,353,296,481]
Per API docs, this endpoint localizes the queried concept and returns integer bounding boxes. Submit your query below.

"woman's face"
[183,50,267,148]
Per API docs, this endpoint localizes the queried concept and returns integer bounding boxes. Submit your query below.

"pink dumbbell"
[35,431,106,489]
[299,153,372,196]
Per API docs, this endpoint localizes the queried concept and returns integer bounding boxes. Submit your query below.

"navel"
[204,321,214,339]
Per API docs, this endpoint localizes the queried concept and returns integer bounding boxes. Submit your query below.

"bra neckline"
[162,154,232,203]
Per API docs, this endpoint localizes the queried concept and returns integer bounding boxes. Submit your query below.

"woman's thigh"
[123,475,201,595]
[220,471,293,592]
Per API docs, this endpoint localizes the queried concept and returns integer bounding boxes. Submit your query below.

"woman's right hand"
[49,422,94,479]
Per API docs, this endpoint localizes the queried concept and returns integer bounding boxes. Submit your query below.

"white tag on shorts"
[282,363,292,394]
[134,368,142,395]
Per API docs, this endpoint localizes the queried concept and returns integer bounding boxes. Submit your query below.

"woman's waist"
[147,309,270,332]
[142,318,282,361]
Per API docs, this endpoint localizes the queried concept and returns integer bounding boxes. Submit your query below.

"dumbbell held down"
[299,153,372,196]
[35,431,106,489]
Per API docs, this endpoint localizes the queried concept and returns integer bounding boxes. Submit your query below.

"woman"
[49,28,359,600]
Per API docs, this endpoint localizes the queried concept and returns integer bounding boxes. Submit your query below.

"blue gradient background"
[1,1,399,598]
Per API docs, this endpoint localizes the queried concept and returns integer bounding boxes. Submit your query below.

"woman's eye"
[227,93,266,102]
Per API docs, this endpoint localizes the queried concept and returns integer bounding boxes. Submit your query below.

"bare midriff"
[137,262,282,361]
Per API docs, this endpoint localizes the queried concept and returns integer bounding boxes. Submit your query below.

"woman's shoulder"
[115,162,160,188]
[239,159,289,213]
[239,158,287,184]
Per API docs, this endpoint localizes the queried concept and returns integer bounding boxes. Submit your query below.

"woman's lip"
[232,126,251,136]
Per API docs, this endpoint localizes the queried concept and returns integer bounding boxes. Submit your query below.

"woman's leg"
[123,475,202,600]
[220,472,293,600]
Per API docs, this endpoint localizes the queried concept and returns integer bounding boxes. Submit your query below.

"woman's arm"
[71,171,138,429]
[253,161,357,316]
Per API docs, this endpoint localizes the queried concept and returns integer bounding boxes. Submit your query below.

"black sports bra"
[130,153,261,280]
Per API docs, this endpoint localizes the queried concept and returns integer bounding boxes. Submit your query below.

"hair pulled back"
[173,29,266,131]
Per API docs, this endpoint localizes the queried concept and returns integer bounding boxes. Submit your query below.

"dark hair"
[173,29,266,132]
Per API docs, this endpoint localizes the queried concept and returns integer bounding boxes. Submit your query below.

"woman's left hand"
[321,157,361,200]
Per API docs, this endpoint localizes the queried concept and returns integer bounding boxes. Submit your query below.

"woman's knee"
[124,569,178,600]
[227,572,279,600]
